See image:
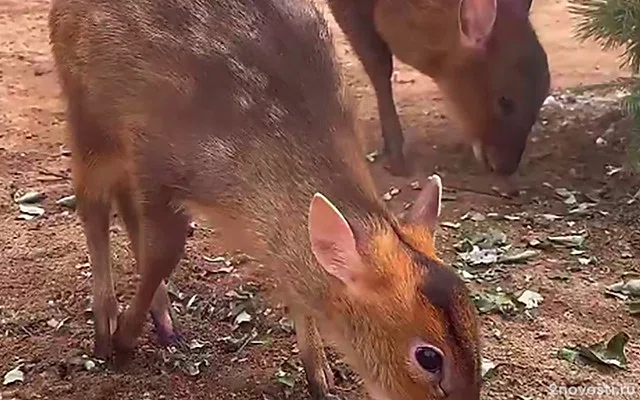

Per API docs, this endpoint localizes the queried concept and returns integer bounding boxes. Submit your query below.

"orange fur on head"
[328,218,480,400]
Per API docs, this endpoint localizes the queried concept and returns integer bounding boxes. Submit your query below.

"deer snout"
[472,140,523,176]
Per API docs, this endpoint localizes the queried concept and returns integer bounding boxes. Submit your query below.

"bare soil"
[1,0,639,399]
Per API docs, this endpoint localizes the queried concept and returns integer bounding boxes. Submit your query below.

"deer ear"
[408,174,442,232]
[458,0,497,47]
[308,193,363,287]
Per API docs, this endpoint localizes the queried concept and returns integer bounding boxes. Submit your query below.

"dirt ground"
[1,0,639,399]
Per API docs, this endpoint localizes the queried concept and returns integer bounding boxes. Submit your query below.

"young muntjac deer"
[49,0,482,398]
[325,0,551,176]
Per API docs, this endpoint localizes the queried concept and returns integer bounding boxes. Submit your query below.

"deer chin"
[366,386,392,400]
[366,383,448,400]
[472,140,520,196]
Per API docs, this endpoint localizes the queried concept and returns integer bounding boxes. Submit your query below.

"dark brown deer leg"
[113,187,188,353]
[326,0,407,176]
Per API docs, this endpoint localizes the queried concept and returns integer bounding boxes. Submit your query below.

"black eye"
[498,96,515,116]
[414,346,443,374]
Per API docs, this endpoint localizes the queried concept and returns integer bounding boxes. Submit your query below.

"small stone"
[56,195,76,209]
[569,168,578,178]
[595,137,607,147]
[543,95,561,107]
[84,360,96,371]
[382,187,400,201]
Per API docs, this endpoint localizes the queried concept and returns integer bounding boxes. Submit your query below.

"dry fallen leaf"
[3,365,24,386]
[15,191,44,204]
[234,310,252,326]
[517,290,544,309]
[18,203,45,220]
[441,221,461,229]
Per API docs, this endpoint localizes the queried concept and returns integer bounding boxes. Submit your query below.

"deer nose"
[473,141,523,176]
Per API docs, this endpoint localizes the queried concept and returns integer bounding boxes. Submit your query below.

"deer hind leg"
[74,177,118,360]
[292,312,340,400]
[66,105,122,360]
[114,183,180,346]
[113,186,189,354]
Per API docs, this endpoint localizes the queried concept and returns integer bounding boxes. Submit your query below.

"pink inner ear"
[458,0,497,47]
[308,193,361,284]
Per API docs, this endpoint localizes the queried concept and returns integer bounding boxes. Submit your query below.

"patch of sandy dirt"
[1,0,639,399]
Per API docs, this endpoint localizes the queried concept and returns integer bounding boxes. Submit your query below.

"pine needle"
[567,0,640,73]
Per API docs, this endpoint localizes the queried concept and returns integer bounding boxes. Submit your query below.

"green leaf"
[547,234,587,248]
[18,203,45,220]
[234,310,252,326]
[474,230,508,249]
[15,191,44,204]
[275,369,296,388]
[188,339,209,350]
[539,213,563,221]
[455,230,513,267]
[503,214,521,221]
[461,211,486,222]
[56,195,77,209]
[166,280,186,301]
[606,279,640,297]
[555,187,577,205]
[557,348,580,363]
[559,331,630,370]
[182,360,204,377]
[459,247,499,266]
[472,292,519,315]
[499,249,538,264]
[628,301,640,315]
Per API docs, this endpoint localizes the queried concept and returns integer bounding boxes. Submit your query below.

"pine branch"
[623,90,640,116]
[621,87,640,171]
[567,0,640,73]
[568,0,640,169]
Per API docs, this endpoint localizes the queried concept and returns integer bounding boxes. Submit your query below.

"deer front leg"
[326,0,408,176]
[292,312,340,400]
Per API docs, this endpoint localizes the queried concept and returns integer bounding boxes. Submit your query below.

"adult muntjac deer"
[49,0,482,398]
[325,0,551,176]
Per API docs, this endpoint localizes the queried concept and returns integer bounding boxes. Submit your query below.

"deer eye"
[414,345,443,374]
[498,96,515,116]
